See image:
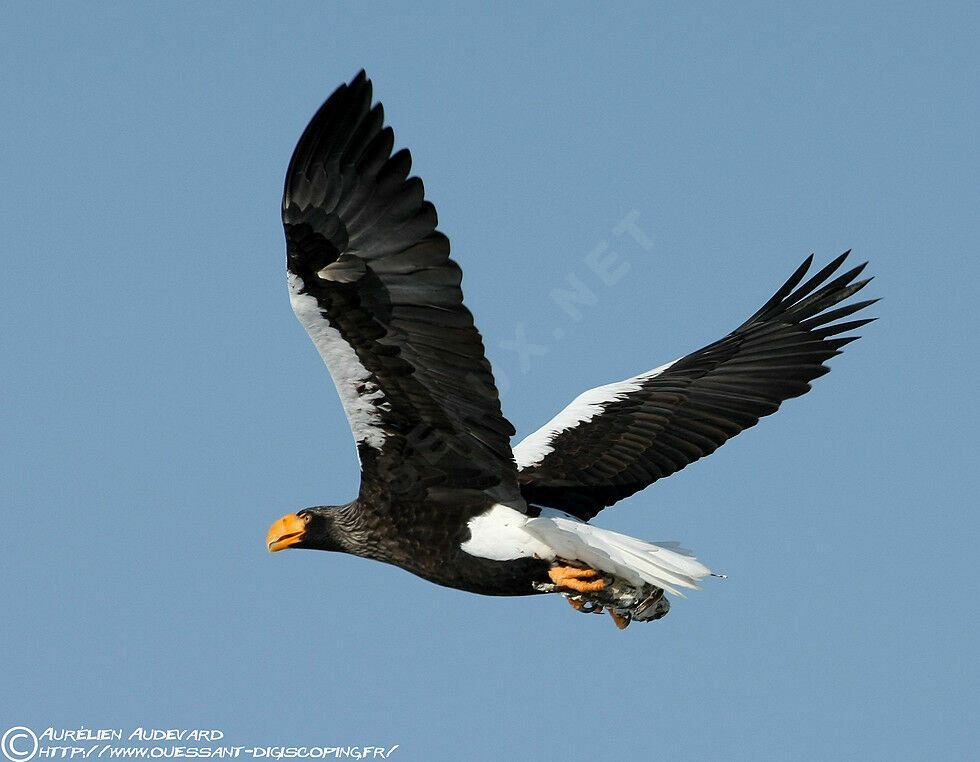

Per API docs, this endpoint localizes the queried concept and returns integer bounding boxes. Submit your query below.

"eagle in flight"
[266,71,875,628]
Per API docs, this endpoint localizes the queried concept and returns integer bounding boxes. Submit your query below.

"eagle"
[266,71,875,628]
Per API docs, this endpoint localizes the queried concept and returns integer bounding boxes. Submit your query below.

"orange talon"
[549,564,607,593]
[608,610,630,629]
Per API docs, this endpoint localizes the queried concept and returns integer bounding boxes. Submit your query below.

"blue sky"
[2,2,977,759]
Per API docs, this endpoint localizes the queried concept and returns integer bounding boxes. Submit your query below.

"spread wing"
[283,71,518,500]
[514,253,876,520]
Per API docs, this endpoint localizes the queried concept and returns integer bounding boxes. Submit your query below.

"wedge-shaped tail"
[524,512,712,596]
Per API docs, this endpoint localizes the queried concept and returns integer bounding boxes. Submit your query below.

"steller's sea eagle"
[266,71,876,628]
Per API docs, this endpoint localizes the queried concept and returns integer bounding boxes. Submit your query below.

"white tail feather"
[524,514,712,596]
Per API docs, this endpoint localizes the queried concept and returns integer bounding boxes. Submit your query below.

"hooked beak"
[267,513,306,552]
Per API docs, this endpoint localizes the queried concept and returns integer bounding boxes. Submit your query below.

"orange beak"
[267,513,307,552]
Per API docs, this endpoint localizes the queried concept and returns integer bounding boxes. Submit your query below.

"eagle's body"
[266,72,875,627]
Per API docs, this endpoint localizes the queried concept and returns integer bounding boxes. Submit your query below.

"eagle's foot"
[534,571,671,627]
[548,564,607,593]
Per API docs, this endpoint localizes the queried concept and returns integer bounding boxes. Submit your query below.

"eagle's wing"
[514,253,875,520]
[283,71,518,500]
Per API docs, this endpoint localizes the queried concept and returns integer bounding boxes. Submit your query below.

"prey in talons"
[536,563,671,628]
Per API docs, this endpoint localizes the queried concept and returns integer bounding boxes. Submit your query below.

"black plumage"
[279,71,535,593]
[283,72,518,493]
[516,253,876,519]
[267,71,875,621]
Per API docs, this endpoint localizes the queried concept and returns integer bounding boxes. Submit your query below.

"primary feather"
[516,252,876,520]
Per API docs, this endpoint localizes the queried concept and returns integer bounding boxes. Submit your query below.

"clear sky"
[2,2,977,760]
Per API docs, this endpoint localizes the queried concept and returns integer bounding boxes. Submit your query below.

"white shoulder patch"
[288,271,387,452]
[513,359,679,468]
